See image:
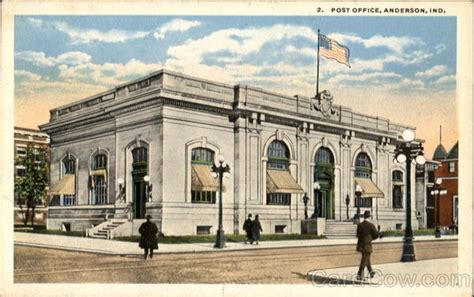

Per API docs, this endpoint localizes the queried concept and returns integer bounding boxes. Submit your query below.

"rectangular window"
[63,195,76,206]
[191,191,216,204]
[16,147,27,157]
[16,167,26,177]
[355,197,372,208]
[267,193,290,205]
[91,175,107,205]
[392,185,403,208]
[449,162,455,173]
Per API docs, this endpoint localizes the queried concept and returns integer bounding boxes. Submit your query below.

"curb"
[15,237,458,256]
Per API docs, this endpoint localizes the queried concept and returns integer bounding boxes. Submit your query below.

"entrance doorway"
[131,147,148,219]
[314,147,335,219]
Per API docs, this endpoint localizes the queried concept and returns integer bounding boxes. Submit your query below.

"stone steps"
[89,220,126,240]
[324,220,358,239]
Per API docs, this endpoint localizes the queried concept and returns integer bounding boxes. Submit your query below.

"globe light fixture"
[394,129,425,262]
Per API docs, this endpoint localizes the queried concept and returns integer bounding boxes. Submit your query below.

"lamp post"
[212,154,230,249]
[394,129,426,262]
[355,184,362,224]
[345,194,350,221]
[430,178,447,238]
[303,192,309,219]
[312,181,321,218]
[144,175,152,202]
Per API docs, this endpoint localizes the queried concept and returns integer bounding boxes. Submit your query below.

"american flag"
[319,34,351,68]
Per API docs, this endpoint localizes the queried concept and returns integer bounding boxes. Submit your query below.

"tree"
[14,144,49,226]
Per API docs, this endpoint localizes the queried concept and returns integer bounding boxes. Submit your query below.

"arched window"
[314,147,335,218]
[132,147,148,164]
[191,148,216,203]
[62,155,76,205]
[355,153,372,178]
[63,156,75,175]
[392,170,403,209]
[90,153,107,205]
[355,153,373,208]
[267,141,291,205]
[268,140,290,169]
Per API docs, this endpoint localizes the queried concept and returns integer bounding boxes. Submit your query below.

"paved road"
[14,239,457,283]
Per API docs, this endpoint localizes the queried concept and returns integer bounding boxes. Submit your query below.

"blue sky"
[14,15,457,156]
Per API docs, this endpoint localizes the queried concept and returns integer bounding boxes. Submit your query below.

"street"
[14,239,457,283]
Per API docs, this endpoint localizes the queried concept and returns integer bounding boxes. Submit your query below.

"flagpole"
[316,29,321,102]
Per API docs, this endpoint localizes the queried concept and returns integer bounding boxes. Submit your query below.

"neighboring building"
[416,160,440,229]
[431,142,459,227]
[40,69,425,236]
[14,126,50,224]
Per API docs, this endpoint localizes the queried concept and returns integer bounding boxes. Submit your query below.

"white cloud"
[27,17,43,28]
[15,70,42,81]
[326,71,402,85]
[58,58,162,86]
[415,65,448,78]
[327,33,422,54]
[284,45,315,57]
[54,22,149,44]
[15,51,56,67]
[167,24,318,64]
[153,19,201,39]
[435,75,456,85]
[16,50,92,67]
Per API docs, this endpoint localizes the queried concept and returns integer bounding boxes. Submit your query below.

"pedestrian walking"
[251,214,263,245]
[356,211,379,280]
[243,214,253,244]
[139,214,159,259]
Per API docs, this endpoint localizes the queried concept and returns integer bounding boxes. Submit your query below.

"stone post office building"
[40,69,421,236]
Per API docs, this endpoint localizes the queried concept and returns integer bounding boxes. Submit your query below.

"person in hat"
[356,211,379,280]
[139,214,159,259]
[243,214,253,244]
[251,214,263,245]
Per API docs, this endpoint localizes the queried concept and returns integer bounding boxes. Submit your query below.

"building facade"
[431,142,459,227]
[40,69,422,235]
[14,127,50,224]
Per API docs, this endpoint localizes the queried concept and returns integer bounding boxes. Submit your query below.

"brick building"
[431,141,458,227]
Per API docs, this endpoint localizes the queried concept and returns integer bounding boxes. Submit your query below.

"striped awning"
[192,165,225,192]
[267,170,304,194]
[90,169,107,177]
[48,174,75,195]
[355,178,384,198]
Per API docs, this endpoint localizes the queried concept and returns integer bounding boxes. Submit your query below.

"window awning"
[355,178,384,198]
[191,165,225,192]
[90,169,107,177]
[267,169,304,194]
[48,174,75,195]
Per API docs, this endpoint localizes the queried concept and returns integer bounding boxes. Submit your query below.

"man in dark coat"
[243,214,253,244]
[139,214,159,259]
[356,211,379,280]
[251,214,263,245]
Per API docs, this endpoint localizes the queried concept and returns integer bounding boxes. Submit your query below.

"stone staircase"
[88,219,127,239]
[324,220,358,239]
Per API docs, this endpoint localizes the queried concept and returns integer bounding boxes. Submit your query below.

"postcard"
[0,1,472,297]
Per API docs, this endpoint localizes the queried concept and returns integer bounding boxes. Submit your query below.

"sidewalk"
[308,258,460,286]
[14,232,458,255]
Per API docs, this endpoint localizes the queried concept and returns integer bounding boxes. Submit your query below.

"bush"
[380,228,435,237]
[115,233,324,244]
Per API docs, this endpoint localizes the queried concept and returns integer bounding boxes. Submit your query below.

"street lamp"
[144,175,152,202]
[312,181,321,218]
[303,192,309,219]
[355,184,362,224]
[430,178,447,238]
[345,194,350,221]
[117,178,126,202]
[212,154,230,249]
[394,129,426,262]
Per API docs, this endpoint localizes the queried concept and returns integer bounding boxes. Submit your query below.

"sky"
[14,15,457,158]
